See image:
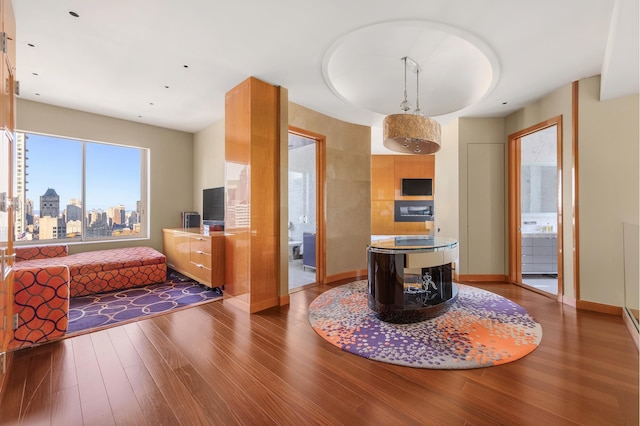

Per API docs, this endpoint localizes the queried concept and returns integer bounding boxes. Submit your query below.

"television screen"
[401,178,432,196]
[203,187,224,221]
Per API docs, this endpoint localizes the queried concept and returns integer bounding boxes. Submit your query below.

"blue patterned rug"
[308,280,542,369]
[67,269,223,334]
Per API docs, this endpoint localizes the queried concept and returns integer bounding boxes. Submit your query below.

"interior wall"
[16,99,194,254]
[193,117,225,215]
[288,102,371,278]
[505,82,574,299]
[194,100,371,280]
[458,117,506,276]
[436,119,460,244]
[578,76,639,307]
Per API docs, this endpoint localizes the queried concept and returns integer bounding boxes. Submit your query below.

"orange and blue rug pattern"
[308,280,542,369]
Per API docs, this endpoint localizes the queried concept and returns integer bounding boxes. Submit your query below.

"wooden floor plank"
[90,331,147,425]
[50,340,78,393]
[0,349,29,425]
[0,282,637,425]
[121,322,215,425]
[71,334,116,426]
[50,385,83,426]
[16,352,52,426]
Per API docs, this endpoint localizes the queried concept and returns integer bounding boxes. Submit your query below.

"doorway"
[508,117,563,298]
[287,127,325,292]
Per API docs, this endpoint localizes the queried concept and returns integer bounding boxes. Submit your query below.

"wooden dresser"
[162,228,225,288]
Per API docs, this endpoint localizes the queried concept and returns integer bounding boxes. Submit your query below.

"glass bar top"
[369,235,458,252]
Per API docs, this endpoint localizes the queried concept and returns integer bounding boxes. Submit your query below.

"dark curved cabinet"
[303,232,316,271]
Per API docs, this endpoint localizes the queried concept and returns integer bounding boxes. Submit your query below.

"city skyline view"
[21,132,142,214]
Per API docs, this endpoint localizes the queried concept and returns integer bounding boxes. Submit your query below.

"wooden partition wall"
[371,155,435,235]
[224,77,280,313]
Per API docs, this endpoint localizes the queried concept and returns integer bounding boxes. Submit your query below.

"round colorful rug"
[308,280,542,369]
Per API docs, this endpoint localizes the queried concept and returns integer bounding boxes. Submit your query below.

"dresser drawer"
[189,262,212,284]
[190,248,211,269]
[190,235,211,255]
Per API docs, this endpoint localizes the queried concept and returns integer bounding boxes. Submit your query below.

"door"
[1,0,16,388]
[287,128,325,291]
[0,80,14,385]
[508,118,563,298]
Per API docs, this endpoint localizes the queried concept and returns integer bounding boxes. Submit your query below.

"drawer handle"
[195,263,203,268]
[196,237,204,241]
[195,250,204,254]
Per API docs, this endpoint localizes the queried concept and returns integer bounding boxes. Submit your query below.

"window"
[14,131,147,242]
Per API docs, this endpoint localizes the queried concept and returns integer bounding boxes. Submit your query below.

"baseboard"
[575,299,622,316]
[623,309,639,351]
[455,274,508,283]
[279,294,290,306]
[560,295,577,307]
[223,294,280,314]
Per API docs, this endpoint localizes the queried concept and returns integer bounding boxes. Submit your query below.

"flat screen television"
[401,178,432,196]
[203,187,225,221]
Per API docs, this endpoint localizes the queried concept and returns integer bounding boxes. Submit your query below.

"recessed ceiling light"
[32,72,38,76]
[69,11,80,18]
[149,102,154,106]
[164,85,169,89]
[138,115,142,118]
[27,43,35,47]
[35,93,40,96]
[183,65,189,68]
[502,102,508,105]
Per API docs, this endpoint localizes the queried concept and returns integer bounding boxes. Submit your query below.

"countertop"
[522,232,557,238]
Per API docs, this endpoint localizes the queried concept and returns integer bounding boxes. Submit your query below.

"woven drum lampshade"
[383,113,441,154]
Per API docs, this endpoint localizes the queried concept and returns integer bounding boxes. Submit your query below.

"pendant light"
[383,57,441,155]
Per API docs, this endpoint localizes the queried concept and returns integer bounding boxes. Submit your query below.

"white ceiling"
[13,0,639,150]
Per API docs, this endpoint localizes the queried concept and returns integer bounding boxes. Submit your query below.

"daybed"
[11,245,167,349]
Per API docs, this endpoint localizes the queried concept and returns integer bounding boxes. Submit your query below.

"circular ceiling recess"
[322,20,499,119]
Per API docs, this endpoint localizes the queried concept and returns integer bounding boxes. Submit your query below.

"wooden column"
[224,77,280,313]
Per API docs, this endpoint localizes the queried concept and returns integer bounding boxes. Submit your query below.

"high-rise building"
[66,199,82,222]
[127,210,138,226]
[14,132,27,238]
[107,205,126,226]
[25,199,33,225]
[40,188,60,218]
[38,216,66,239]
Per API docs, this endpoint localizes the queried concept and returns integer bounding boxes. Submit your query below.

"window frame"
[14,130,149,245]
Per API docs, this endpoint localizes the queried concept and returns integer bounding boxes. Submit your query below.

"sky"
[22,132,142,214]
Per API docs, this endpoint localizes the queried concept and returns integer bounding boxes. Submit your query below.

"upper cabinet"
[371,155,436,235]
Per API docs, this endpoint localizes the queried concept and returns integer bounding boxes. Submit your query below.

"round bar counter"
[368,235,459,323]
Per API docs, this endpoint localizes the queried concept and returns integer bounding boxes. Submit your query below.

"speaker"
[182,212,200,228]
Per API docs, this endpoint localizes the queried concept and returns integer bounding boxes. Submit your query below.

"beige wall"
[434,119,459,246]
[577,76,639,306]
[193,117,225,214]
[16,99,194,254]
[194,101,371,283]
[288,103,371,278]
[505,76,639,307]
[458,117,506,275]
[505,83,575,299]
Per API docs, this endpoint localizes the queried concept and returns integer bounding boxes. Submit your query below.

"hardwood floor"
[0,282,638,425]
